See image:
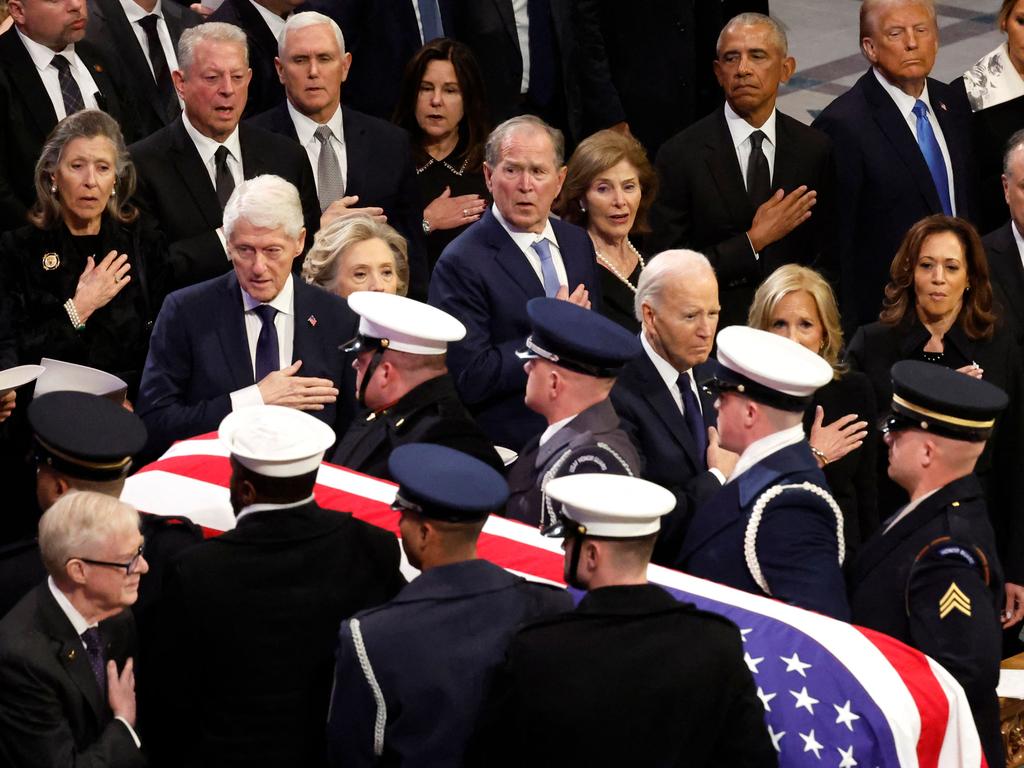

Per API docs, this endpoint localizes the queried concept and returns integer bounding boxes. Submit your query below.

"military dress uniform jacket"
[848,474,1004,768]
[504,398,642,528]
[677,441,850,620]
[329,374,501,479]
[467,583,777,767]
[326,559,572,768]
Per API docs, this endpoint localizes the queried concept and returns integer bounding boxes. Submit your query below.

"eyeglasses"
[69,545,145,576]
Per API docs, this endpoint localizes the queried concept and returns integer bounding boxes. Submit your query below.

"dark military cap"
[885,360,1008,442]
[28,391,148,481]
[516,298,641,377]
[388,443,509,522]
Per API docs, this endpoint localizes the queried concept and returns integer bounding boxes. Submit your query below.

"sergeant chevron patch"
[939,583,971,619]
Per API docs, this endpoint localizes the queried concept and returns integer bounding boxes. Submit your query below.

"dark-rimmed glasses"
[68,545,145,575]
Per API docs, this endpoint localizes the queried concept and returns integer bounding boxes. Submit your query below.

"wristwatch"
[421,218,431,235]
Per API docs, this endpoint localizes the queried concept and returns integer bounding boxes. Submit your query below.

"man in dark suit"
[677,326,850,620]
[812,0,975,331]
[249,12,429,298]
[154,405,404,767]
[428,115,601,451]
[137,175,356,460]
[984,128,1024,343]
[649,13,835,329]
[611,250,738,566]
[469,473,776,766]
[0,0,142,230]
[129,22,319,292]
[0,491,147,767]
[85,0,201,138]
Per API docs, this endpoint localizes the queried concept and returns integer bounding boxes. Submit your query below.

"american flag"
[123,435,986,768]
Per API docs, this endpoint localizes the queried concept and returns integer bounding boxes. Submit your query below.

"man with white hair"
[129,22,320,292]
[137,174,357,459]
[0,491,148,767]
[250,12,428,297]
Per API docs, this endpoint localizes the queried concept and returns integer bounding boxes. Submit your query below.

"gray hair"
[859,0,936,41]
[178,22,249,74]
[1004,128,1024,175]
[39,491,140,578]
[717,13,789,57]
[223,174,304,241]
[634,249,714,321]
[302,215,409,296]
[278,11,345,57]
[484,115,565,168]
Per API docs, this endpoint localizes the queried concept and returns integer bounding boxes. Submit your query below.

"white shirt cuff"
[230,384,265,410]
[708,468,726,485]
[746,233,760,261]
[115,716,142,749]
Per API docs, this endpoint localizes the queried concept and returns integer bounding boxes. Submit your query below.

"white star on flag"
[799,729,823,758]
[838,745,858,767]
[780,651,812,677]
[791,686,819,714]
[834,700,861,731]
[740,628,753,643]
[768,725,785,752]
[744,652,764,674]
[757,687,776,712]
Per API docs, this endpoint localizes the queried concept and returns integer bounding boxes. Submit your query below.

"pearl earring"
[578,200,587,213]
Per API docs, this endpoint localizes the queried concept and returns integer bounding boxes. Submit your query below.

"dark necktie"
[80,627,107,698]
[51,55,85,116]
[746,130,772,209]
[526,0,556,107]
[678,373,707,468]
[138,15,178,118]
[214,145,235,210]
[912,100,953,216]
[253,304,280,382]
[417,0,443,42]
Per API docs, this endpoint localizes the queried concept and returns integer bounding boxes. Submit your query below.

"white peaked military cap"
[713,326,833,411]
[544,474,675,538]
[219,405,335,477]
[348,291,466,355]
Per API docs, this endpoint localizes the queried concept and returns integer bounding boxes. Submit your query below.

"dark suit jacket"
[0,584,144,767]
[85,0,201,137]
[129,118,320,293]
[649,106,837,329]
[812,70,975,330]
[136,270,358,459]
[248,103,430,298]
[153,500,404,767]
[427,209,602,450]
[610,356,721,566]
[0,29,143,231]
[983,221,1024,345]
[208,0,285,119]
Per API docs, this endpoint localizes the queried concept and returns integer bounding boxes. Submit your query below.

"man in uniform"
[326,443,571,767]
[468,473,776,766]
[848,360,1007,768]
[677,325,849,619]
[330,292,501,476]
[505,297,642,527]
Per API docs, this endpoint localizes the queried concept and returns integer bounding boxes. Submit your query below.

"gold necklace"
[594,239,645,293]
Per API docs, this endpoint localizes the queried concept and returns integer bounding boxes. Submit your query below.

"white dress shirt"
[873,67,957,215]
[728,423,805,483]
[17,29,99,119]
[181,111,244,189]
[288,101,347,195]
[491,203,568,288]
[248,0,286,37]
[236,493,315,523]
[723,101,777,188]
[539,414,574,447]
[1013,220,1024,271]
[883,488,941,533]
[230,275,296,410]
[119,0,180,85]
[512,0,530,93]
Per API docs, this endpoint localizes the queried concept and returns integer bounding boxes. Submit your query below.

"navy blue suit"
[326,559,572,767]
[812,70,975,330]
[136,271,357,458]
[677,441,850,620]
[428,209,602,450]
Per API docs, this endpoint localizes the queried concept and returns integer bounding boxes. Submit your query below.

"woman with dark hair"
[0,109,161,398]
[553,129,658,332]
[394,38,491,268]
[846,214,1024,625]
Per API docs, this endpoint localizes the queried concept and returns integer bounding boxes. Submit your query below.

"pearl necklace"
[594,239,645,293]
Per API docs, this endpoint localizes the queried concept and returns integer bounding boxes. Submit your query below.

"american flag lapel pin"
[308,315,317,327]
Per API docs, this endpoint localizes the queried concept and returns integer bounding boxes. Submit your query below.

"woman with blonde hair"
[302,216,410,299]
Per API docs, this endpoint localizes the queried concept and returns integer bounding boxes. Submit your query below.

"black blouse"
[597,260,642,334]
[413,146,489,270]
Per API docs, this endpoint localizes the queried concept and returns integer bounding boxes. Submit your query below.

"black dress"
[413,145,489,270]
[597,260,642,333]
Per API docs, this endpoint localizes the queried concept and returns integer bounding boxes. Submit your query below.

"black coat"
[0,584,144,767]
[208,0,285,119]
[649,106,837,329]
[846,317,1024,582]
[848,474,1004,768]
[0,539,46,622]
[152,500,404,767]
[983,221,1024,346]
[467,583,777,767]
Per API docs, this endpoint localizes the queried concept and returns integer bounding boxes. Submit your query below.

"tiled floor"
[772,0,1004,123]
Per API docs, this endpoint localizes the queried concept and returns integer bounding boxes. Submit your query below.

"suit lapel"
[989,224,1024,329]
[93,0,167,121]
[704,109,755,225]
[928,80,969,216]
[489,0,520,54]
[340,107,365,196]
[215,273,256,388]
[0,31,58,138]
[634,354,700,467]
[168,119,222,229]
[771,114,803,195]
[483,212,546,298]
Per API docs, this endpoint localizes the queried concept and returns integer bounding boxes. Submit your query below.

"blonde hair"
[38,491,140,578]
[301,216,409,297]
[747,264,847,377]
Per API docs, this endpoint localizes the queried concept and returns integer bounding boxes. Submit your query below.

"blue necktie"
[253,304,280,381]
[417,0,443,42]
[531,239,561,297]
[678,373,707,469]
[912,100,953,216]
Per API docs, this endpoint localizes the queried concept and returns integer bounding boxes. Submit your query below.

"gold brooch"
[42,252,60,270]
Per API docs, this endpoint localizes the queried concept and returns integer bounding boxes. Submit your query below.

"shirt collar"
[883,487,941,533]
[182,110,242,168]
[287,101,345,148]
[491,202,557,252]
[120,0,163,24]
[873,66,932,119]
[47,576,95,636]
[236,494,315,523]
[729,423,805,482]
[723,101,777,150]
[1013,220,1024,257]
[539,414,575,447]
[240,272,294,315]
[641,332,686,391]
[247,0,287,37]
[17,27,76,71]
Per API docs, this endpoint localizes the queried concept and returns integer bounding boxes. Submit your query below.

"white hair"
[223,175,304,240]
[484,115,565,168]
[177,22,249,74]
[277,11,346,57]
[634,249,714,321]
[38,491,140,578]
